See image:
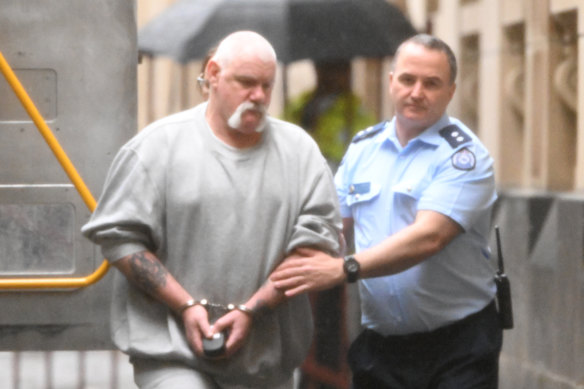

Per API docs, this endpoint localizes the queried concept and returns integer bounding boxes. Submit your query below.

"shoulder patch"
[451,147,476,170]
[439,124,472,148]
[351,122,386,143]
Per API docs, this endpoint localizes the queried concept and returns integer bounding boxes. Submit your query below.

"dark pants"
[348,301,502,389]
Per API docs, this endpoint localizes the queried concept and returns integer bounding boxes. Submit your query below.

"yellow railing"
[0,50,110,289]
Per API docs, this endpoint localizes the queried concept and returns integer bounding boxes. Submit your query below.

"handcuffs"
[178,298,254,357]
[178,298,254,318]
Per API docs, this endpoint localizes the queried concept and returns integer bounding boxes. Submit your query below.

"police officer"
[271,33,502,388]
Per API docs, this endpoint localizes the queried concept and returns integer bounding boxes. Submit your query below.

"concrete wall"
[493,192,584,389]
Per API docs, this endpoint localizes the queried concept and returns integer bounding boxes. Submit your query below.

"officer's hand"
[270,247,345,297]
[182,305,214,357]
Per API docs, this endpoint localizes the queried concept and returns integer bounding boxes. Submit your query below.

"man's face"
[213,55,276,135]
[389,43,456,133]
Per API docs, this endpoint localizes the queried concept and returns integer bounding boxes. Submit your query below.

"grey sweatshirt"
[82,103,342,387]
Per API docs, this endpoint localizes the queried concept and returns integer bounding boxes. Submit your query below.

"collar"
[416,114,452,147]
[384,114,452,149]
[374,121,392,144]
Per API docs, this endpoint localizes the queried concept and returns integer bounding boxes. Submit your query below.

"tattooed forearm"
[128,251,168,293]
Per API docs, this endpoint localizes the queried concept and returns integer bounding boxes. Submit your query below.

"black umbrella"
[138,0,417,64]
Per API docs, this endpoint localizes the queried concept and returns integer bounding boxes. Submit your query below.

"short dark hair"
[393,34,458,84]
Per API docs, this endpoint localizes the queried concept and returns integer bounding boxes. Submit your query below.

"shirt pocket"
[345,182,381,207]
[391,178,426,201]
[345,182,382,249]
[391,178,429,220]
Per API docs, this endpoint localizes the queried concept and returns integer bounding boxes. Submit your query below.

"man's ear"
[388,71,394,94]
[206,60,221,86]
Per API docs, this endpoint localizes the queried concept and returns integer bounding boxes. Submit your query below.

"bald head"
[213,31,277,69]
[204,31,278,148]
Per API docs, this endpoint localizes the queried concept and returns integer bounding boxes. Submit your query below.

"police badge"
[451,147,476,170]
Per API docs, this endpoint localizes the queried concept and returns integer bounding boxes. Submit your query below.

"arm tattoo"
[128,251,168,293]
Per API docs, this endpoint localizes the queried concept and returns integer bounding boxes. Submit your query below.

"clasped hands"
[182,302,253,359]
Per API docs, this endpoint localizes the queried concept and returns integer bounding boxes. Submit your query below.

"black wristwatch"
[343,255,360,283]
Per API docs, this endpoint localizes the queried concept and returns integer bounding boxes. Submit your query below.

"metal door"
[0,0,137,350]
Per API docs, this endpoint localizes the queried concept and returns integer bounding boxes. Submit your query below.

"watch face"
[346,262,359,272]
[344,256,360,282]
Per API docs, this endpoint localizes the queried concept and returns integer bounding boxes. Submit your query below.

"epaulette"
[351,122,387,143]
[438,124,472,149]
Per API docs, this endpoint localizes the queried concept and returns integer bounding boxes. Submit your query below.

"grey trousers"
[131,357,295,389]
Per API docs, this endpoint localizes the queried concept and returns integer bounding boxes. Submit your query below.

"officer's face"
[389,43,456,134]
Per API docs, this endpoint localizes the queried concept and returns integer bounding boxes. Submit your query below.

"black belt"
[377,300,497,345]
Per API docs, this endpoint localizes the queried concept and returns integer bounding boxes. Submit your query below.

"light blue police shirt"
[335,114,498,335]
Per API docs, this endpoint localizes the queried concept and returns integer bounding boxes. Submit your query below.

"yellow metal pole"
[0,50,109,289]
[0,260,110,290]
[0,51,96,210]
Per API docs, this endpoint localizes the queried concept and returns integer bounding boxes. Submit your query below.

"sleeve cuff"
[101,242,150,263]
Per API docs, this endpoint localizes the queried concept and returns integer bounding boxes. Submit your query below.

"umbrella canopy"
[138,0,417,64]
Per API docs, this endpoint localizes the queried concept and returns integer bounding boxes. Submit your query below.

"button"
[349,184,355,194]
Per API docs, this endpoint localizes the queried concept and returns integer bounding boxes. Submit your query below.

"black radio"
[494,226,514,330]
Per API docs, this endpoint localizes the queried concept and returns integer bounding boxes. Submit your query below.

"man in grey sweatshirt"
[82,31,342,388]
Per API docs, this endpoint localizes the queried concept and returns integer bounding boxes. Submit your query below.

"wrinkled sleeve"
[81,146,164,262]
[286,156,342,256]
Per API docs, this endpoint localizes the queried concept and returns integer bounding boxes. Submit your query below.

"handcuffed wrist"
[178,298,207,315]
[178,299,254,319]
[228,303,255,318]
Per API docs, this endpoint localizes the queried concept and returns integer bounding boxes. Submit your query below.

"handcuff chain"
[179,298,254,318]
